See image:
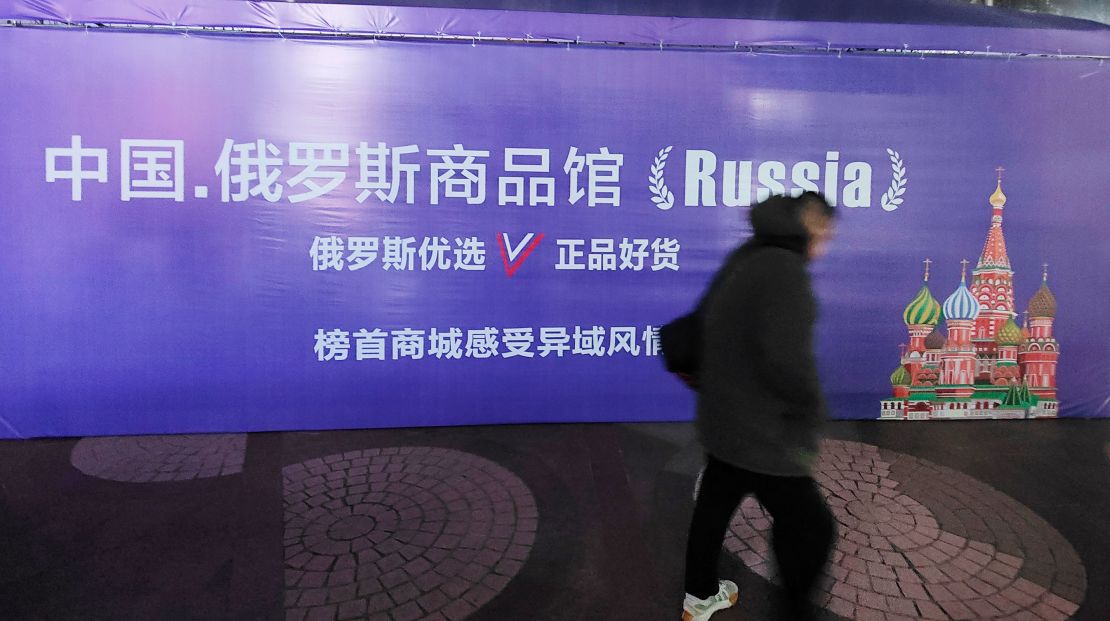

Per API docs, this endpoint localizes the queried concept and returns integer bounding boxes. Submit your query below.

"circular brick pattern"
[70,434,246,482]
[282,447,538,621]
[725,440,1085,621]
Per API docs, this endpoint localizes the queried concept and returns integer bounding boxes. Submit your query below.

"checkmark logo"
[497,232,544,278]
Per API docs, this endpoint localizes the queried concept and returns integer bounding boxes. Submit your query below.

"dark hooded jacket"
[694,196,827,477]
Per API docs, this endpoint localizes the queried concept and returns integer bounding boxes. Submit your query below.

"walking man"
[681,192,838,621]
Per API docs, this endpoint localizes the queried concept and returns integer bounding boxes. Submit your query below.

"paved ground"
[70,434,247,482]
[282,447,536,621]
[725,440,1083,620]
[0,420,1107,620]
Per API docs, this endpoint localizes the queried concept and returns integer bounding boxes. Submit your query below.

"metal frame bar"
[2,17,1108,62]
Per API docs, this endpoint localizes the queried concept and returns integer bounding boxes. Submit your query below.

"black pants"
[684,455,836,620]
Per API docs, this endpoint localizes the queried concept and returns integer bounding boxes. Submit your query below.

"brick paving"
[69,434,246,482]
[282,447,537,621]
[724,440,1085,620]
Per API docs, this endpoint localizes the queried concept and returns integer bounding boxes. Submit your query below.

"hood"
[749,195,810,255]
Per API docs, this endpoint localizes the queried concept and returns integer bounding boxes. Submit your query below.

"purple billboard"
[1,1,1108,437]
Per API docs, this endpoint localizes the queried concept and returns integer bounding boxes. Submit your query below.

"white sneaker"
[682,580,739,621]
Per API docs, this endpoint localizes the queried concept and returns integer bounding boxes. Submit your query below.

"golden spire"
[923,258,932,282]
[990,167,1007,208]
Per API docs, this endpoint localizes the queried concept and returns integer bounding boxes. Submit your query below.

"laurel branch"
[881,148,907,212]
[649,146,675,210]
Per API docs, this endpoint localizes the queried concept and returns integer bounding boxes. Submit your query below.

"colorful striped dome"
[1028,282,1057,318]
[890,365,911,387]
[943,277,980,321]
[996,318,1024,346]
[903,285,942,326]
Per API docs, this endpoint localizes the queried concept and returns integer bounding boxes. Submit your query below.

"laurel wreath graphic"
[881,148,907,212]
[649,146,675,210]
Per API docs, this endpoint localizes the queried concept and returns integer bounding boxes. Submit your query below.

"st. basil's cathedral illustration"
[880,171,1060,420]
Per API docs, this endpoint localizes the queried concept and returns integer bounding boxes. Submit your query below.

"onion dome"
[903,286,942,326]
[989,180,1006,208]
[924,327,946,350]
[1028,266,1056,318]
[1029,284,1056,318]
[943,261,980,321]
[890,365,911,387]
[996,318,1024,346]
[903,260,941,326]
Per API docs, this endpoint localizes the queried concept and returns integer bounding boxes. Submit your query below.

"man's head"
[797,192,836,260]
[748,192,837,259]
